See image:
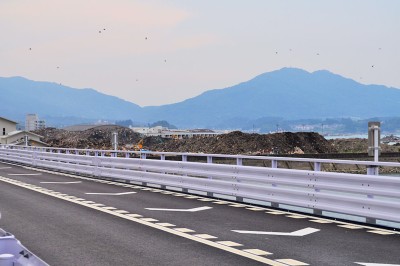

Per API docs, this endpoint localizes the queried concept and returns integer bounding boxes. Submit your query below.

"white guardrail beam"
[0,145,400,228]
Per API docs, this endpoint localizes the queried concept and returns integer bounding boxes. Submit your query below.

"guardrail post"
[182,155,187,162]
[271,160,278,168]
[207,156,212,164]
[314,162,321,171]
[236,158,242,166]
[141,153,147,159]
[161,154,166,160]
[367,166,379,175]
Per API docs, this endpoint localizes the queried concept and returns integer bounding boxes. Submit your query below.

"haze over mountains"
[1,68,399,129]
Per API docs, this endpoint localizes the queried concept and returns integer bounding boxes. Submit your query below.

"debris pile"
[34,126,142,150]
[149,131,335,154]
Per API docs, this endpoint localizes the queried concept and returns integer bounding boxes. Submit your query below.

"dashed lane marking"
[194,234,218,239]
[212,201,230,205]
[286,215,307,219]
[140,218,159,222]
[229,204,246,208]
[8,173,42,176]
[0,175,288,266]
[156,223,176,227]
[367,230,396,235]
[217,241,243,247]
[145,206,212,212]
[40,181,81,184]
[266,211,286,215]
[114,210,130,214]
[338,224,363,229]
[275,258,309,265]
[247,207,266,211]
[126,214,143,218]
[309,219,333,224]
[0,167,12,169]
[174,228,196,233]
[102,206,117,210]
[243,249,273,256]
[184,196,201,199]
[84,192,137,196]
[197,198,214,202]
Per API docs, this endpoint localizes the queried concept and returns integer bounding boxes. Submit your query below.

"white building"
[0,116,47,146]
[130,126,221,139]
[25,114,46,131]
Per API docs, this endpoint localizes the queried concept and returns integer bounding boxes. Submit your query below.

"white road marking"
[8,173,42,176]
[85,192,137,195]
[275,259,309,265]
[216,241,243,247]
[40,181,81,184]
[145,206,212,212]
[0,175,287,266]
[194,234,218,239]
[355,263,400,266]
[366,230,396,235]
[243,249,272,256]
[232,227,320,236]
[0,167,12,169]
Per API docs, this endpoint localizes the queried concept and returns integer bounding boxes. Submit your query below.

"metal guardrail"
[1,145,400,228]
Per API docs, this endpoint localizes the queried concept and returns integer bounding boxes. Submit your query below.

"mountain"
[1,68,400,128]
[0,77,142,122]
[142,68,400,127]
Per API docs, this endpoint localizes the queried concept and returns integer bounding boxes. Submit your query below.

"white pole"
[374,126,379,162]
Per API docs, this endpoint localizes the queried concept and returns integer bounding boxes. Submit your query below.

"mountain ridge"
[1,68,400,128]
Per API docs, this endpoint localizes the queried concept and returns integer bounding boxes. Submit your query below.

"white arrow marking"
[40,181,82,184]
[146,206,213,212]
[232,227,320,236]
[355,263,400,266]
[9,173,42,176]
[85,192,137,196]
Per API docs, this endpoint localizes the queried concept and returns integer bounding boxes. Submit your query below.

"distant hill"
[0,76,141,122]
[142,68,400,127]
[1,68,400,128]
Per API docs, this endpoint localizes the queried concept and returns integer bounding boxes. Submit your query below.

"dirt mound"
[35,126,142,149]
[35,128,335,154]
[150,131,335,154]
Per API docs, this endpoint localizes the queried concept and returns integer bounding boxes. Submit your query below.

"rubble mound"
[35,126,142,149]
[150,131,335,154]
[35,128,335,154]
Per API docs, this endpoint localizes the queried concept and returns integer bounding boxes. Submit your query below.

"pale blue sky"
[1,0,399,106]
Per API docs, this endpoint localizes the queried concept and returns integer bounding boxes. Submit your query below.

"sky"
[1,0,399,106]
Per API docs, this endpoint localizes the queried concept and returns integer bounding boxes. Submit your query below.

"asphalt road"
[0,161,399,266]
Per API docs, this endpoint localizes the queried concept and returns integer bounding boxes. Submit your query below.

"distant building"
[130,126,222,139]
[0,116,47,146]
[25,114,46,131]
